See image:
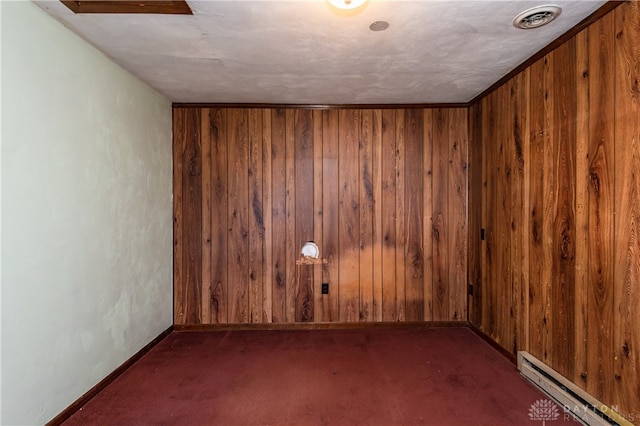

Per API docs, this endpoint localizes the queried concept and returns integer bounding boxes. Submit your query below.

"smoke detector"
[370,21,390,32]
[513,5,562,29]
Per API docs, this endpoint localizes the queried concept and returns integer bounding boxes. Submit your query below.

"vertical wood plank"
[509,74,527,354]
[338,109,360,322]
[448,108,468,322]
[200,109,212,324]
[372,109,384,322]
[501,83,512,347]
[262,109,273,323]
[270,109,287,323]
[586,13,615,400]
[467,105,482,326]
[496,83,511,350]
[404,109,424,321]
[432,108,449,321]
[227,109,249,323]
[613,2,640,417]
[248,108,264,323]
[174,108,202,325]
[517,70,531,353]
[381,110,397,321]
[541,53,555,366]
[359,109,374,321]
[294,109,314,322]
[574,29,589,389]
[481,95,493,336]
[285,109,297,323]
[510,73,529,353]
[209,108,228,324]
[322,109,340,322]
[423,109,434,321]
[395,109,406,321]
[528,58,549,361]
[313,110,324,322]
[173,108,185,325]
[551,40,577,379]
[520,68,531,351]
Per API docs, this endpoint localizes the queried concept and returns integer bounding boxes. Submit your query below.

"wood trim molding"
[467,323,517,365]
[172,102,473,110]
[45,326,174,426]
[61,1,192,14]
[173,321,468,332]
[470,0,626,105]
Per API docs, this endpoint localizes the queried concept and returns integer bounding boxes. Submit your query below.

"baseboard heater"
[517,352,633,426]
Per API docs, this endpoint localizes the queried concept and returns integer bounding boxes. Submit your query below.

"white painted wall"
[0,2,4,422]
[1,2,173,424]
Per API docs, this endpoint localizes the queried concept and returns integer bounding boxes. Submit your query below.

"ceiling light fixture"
[513,5,562,29]
[327,0,367,11]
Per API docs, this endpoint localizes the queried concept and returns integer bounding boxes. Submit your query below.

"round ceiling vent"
[513,5,562,29]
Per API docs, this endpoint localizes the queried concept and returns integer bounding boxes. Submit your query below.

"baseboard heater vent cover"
[517,351,633,426]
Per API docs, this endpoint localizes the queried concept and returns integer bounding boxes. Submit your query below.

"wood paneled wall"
[469,2,640,420]
[174,108,468,326]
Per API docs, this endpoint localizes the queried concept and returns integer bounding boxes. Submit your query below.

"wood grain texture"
[174,106,468,327]
[495,83,510,350]
[227,109,250,323]
[520,70,531,354]
[338,109,360,322]
[209,108,229,324]
[431,109,449,321]
[359,110,374,321]
[294,109,314,322]
[512,71,529,354]
[467,104,482,326]
[422,109,434,321]
[262,110,273,322]
[61,0,192,14]
[574,29,589,390]
[394,110,406,321]
[470,3,640,421]
[313,110,324,323]
[285,110,296,323]
[481,92,497,340]
[448,108,468,322]
[371,110,384,322]
[173,108,185,324]
[270,109,287,323]
[381,110,397,321]
[200,109,212,324]
[249,108,265,323]
[551,40,577,380]
[173,108,202,325]
[322,110,340,322]
[404,109,424,321]
[541,52,555,366]
[527,58,550,362]
[613,1,640,418]
[586,13,615,400]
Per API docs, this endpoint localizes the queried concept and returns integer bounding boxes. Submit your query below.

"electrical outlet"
[321,283,329,294]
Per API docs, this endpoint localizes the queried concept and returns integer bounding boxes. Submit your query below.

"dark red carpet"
[64,327,574,425]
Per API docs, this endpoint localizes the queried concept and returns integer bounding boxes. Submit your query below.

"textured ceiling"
[35,0,608,104]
